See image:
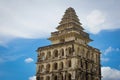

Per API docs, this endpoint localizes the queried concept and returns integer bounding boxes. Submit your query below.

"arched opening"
[81,48,84,57]
[77,59,81,68]
[83,62,86,70]
[40,52,45,60]
[89,51,92,60]
[46,76,50,80]
[91,52,93,60]
[61,49,64,56]
[36,76,40,80]
[81,73,85,80]
[54,75,57,80]
[53,63,58,70]
[68,60,71,67]
[68,73,71,80]
[38,66,41,72]
[46,64,50,72]
[88,63,91,71]
[53,50,58,58]
[86,51,88,58]
[61,75,63,80]
[59,73,64,80]
[81,60,83,68]
[68,47,72,55]
[59,62,64,69]
[40,65,44,72]
[37,65,41,73]
[46,51,51,59]
[88,74,91,80]
[40,77,44,80]
[82,49,85,57]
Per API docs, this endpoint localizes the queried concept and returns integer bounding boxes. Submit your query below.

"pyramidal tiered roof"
[57,7,83,30]
[59,7,80,24]
[49,7,92,44]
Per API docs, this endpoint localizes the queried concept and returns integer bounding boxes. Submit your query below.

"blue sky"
[0,0,120,80]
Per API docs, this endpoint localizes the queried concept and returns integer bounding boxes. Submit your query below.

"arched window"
[53,63,58,70]
[68,73,71,80]
[83,62,86,69]
[46,76,50,80]
[53,50,58,57]
[46,51,51,59]
[38,52,41,57]
[81,49,85,57]
[40,65,44,72]
[91,52,94,61]
[40,52,45,60]
[40,77,44,80]
[36,76,40,80]
[81,60,83,68]
[77,59,81,68]
[68,60,72,67]
[87,50,90,59]
[59,62,64,69]
[59,73,63,80]
[68,47,72,55]
[89,51,92,60]
[60,49,64,56]
[46,64,50,72]
[61,74,63,80]
[54,75,57,80]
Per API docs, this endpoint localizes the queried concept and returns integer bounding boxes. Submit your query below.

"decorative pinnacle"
[59,7,81,25]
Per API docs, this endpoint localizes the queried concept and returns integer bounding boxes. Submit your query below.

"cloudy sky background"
[0,0,120,80]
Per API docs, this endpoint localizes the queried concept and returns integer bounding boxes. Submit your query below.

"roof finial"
[59,7,81,25]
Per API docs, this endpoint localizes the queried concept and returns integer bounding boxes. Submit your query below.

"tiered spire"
[49,7,92,44]
[59,7,80,25]
[57,7,83,30]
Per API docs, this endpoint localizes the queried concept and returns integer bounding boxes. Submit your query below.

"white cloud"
[86,10,106,34]
[102,67,120,80]
[104,46,120,55]
[0,0,120,45]
[85,10,120,34]
[0,0,58,45]
[104,46,113,55]
[29,76,36,80]
[87,10,105,26]
[24,58,34,63]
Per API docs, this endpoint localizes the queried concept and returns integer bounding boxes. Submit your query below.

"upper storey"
[49,7,92,44]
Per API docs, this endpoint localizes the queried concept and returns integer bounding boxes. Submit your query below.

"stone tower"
[36,7,101,80]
